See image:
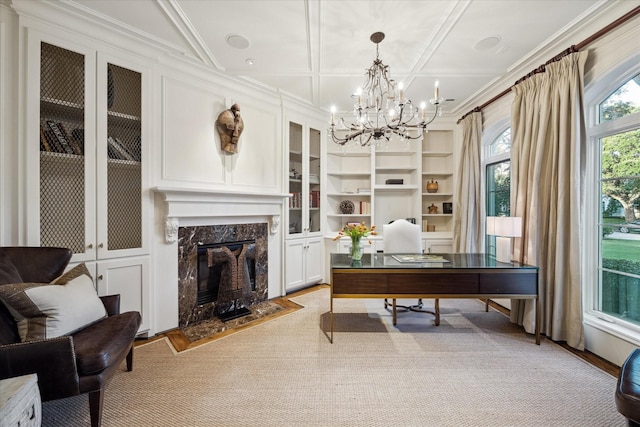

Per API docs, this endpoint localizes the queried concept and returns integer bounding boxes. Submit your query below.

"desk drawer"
[332,273,387,294]
[479,273,537,295]
[388,273,478,294]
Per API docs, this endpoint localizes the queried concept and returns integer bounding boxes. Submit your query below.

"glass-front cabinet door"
[98,60,143,256]
[308,127,321,233]
[287,120,322,237]
[288,122,304,236]
[29,35,147,261]
[36,41,94,256]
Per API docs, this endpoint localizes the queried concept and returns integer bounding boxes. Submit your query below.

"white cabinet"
[285,237,323,291]
[25,32,150,333]
[336,237,377,254]
[424,238,453,254]
[286,116,324,289]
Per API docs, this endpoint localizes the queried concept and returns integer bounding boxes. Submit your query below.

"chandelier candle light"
[330,32,443,146]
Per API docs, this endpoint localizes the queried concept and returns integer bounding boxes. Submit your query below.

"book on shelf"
[39,127,53,152]
[40,127,64,153]
[359,201,370,214]
[309,190,320,208]
[58,122,83,155]
[71,128,85,155]
[46,120,75,155]
[385,178,404,185]
[107,136,135,161]
[357,188,371,194]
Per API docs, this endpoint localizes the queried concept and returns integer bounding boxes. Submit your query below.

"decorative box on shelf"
[385,179,404,185]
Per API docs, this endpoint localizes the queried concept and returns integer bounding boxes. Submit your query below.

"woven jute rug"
[42,286,626,426]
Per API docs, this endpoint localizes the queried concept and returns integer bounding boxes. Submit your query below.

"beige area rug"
[42,287,625,426]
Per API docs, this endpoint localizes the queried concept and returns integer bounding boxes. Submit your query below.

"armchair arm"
[0,336,80,401]
[100,294,121,316]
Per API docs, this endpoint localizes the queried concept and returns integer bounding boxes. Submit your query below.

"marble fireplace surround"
[154,187,289,327]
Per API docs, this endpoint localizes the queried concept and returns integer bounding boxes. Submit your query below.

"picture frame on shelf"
[443,202,453,214]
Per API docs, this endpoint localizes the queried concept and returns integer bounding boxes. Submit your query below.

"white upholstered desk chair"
[382,219,440,325]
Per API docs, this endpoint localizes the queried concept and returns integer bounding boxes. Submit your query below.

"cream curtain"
[510,51,588,350]
[454,111,483,253]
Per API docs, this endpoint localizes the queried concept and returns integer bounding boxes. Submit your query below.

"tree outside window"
[597,73,640,325]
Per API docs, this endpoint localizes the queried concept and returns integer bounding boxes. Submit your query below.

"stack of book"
[40,120,83,155]
[359,201,371,214]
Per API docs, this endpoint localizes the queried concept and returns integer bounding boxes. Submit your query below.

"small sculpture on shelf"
[428,203,438,214]
[426,179,439,193]
[339,200,354,214]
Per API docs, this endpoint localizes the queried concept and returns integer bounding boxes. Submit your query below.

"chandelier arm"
[329,31,443,146]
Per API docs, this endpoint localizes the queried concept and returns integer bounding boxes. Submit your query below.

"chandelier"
[329,32,443,146]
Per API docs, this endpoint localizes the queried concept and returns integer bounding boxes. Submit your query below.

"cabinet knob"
[98,243,104,248]
[98,275,103,280]
[87,243,93,249]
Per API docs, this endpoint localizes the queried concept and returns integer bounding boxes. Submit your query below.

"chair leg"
[126,345,134,372]
[434,298,440,326]
[89,389,104,427]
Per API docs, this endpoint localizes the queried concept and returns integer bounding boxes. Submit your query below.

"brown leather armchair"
[0,247,142,427]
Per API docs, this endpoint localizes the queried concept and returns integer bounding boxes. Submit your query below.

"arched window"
[588,72,640,330]
[485,127,511,256]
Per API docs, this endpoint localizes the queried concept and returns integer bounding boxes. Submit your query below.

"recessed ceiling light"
[226,34,250,49]
[246,58,255,66]
[473,36,501,51]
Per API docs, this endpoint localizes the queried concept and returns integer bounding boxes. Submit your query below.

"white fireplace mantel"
[154,187,290,242]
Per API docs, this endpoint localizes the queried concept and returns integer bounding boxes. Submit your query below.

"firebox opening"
[197,240,256,321]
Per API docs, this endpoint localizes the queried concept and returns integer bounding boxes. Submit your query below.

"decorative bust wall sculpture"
[216,103,244,154]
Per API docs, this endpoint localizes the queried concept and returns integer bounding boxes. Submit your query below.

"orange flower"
[333,222,377,242]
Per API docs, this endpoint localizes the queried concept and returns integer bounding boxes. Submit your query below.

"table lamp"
[486,216,522,263]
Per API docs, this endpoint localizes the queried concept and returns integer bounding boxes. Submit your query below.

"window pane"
[599,73,640,123]
[599,129,640,325]
[486,160,511,256]
[489,128,511,156]
[486,161,511,217]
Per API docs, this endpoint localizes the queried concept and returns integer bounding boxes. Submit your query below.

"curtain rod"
[457,5,640,124]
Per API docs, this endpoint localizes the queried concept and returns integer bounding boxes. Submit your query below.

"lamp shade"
[486,216,522,238]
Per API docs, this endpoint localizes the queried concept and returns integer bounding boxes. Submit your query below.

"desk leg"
[392,299,397,325]
[330,295,334,344]
[535,296,540,345]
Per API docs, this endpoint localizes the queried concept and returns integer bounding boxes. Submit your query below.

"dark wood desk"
[330,253,539,344]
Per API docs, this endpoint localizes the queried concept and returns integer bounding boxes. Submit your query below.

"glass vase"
[349,237,363,261]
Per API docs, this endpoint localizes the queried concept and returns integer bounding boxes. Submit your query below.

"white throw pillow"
[0,263,107,342]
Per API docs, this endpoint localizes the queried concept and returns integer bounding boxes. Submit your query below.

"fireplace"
[178,223,268,327]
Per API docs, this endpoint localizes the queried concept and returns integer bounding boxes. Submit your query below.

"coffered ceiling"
[52,0,609,116]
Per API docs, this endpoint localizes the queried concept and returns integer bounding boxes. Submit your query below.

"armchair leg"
[89,389,104,427]
[126,345,134,372]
